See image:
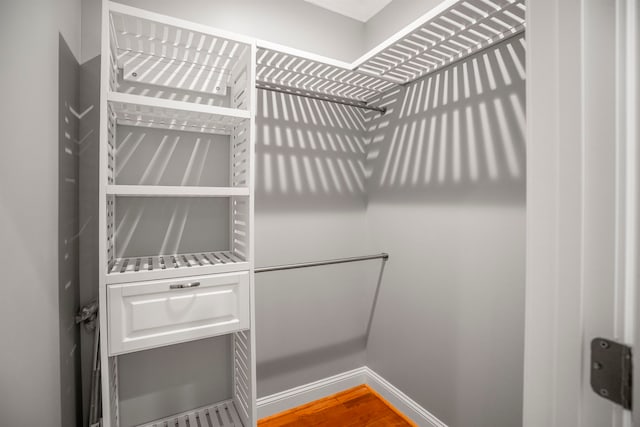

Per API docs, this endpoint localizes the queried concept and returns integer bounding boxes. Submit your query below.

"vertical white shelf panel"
[99,2,257,426]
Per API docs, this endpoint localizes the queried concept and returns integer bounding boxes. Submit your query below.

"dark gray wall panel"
[59,33,82,427]
[79,53,101,427]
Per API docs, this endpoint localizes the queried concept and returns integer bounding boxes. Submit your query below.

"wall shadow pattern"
[112,126,233,259]
[362,34,527,427]
[254,89,378,396]
[365,34,526,204]
[256,89,369,211]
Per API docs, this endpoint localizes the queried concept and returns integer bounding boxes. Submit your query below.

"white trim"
[622,0,639,346]
[365,368,447,427]
[629,0,640,422]
[256,366,447,427]
[256,367,368,419]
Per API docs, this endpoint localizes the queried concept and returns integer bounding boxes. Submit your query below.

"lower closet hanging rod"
[255,253,389,273]
[255,82,387,114]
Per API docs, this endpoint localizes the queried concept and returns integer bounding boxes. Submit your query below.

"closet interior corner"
[93,0,527,426]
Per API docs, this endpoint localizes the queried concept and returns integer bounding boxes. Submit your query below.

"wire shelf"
[355,0,526,84]
[257,46,396,103]
[256,0,525,106]
[137,400,243,427]
[107,251,248,284]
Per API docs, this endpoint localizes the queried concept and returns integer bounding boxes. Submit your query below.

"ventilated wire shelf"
[137,400,243,427]
[108,92,249,135]
[107,251,248,284]
[256,0,525,108]
[355,0,526,84]
[256,47,396,103]
[109,251,246,273]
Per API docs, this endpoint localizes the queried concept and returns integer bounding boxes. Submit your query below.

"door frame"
[523,0,639,426]
[626,0,640,423]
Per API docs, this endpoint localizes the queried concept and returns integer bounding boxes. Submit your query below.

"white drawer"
[108,271,249,355]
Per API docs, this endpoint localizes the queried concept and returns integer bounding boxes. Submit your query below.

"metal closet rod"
[255,82,387,114]
[255,253,389,273]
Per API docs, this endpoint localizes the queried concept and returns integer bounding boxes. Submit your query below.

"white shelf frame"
[99,2,257,427]
[108,1,255,115]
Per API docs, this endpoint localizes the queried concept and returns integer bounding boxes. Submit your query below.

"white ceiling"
[303,0,393,22]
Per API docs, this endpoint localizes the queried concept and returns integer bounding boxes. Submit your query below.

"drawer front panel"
[108,272,249,355]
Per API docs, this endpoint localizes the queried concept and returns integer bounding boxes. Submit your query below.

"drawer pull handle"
[169,281,201,290]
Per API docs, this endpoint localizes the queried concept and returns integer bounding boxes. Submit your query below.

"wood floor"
[258,385,416,427]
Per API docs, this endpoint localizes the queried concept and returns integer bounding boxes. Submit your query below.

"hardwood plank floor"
[258,385,416,427]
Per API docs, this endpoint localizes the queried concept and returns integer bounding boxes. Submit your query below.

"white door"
[523,0,639,426]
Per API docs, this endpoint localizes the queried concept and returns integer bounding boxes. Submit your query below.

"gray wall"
[254,89,376,397]
[363,35,526,427]
[0,0,81,426]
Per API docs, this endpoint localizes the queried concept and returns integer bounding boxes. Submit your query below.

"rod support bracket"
[76,300,99,332]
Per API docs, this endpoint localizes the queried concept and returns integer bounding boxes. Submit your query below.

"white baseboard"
[365,368,447,427]
[256,366,447,427]
[256,367,368,419]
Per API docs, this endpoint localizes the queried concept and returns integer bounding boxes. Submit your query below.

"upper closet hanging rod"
[255,253,389,273]
[255,82,387,114]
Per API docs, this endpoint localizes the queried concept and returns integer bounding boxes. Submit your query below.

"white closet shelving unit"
[98,2,256,426]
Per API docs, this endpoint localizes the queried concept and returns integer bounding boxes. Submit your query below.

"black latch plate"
[591,338,632,410]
